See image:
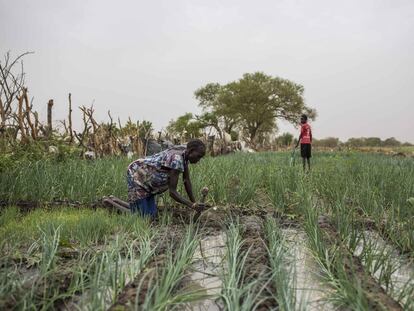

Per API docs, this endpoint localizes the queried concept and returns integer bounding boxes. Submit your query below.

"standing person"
[295,114,312,171]
[103,139,207,217]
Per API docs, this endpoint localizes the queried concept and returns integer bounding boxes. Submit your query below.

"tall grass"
[264,218,298,311]
[0,207,151,250]
[138,223,202,310]
[303,204,371,310]
[1,151,413,309]
[73,232,156,310]
[221,222,267,311]
[0,207,155,310]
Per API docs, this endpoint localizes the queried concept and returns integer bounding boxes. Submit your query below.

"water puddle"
[185,232,226,311]
[282,228,334,311]
[355,230,414,304]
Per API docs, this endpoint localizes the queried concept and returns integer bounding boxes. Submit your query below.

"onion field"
[1,152,413,310]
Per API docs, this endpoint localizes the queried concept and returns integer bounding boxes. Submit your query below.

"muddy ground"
[317,216,403,311]
[2,204,411,311]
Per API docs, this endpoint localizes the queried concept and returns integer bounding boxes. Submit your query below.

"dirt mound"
[240,215,278,310]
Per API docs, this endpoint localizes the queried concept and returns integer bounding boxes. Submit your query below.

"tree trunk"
[23,88,37,140]
[17,95,27,143]
[47,99,54,138]
[249,127,258,146]
[68,93,73,144]
[0,97,5,130]
[0,97,6,143]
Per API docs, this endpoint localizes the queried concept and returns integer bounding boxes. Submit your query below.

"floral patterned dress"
[127,146,186,202]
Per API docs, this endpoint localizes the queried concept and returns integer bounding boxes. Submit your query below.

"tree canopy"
[166,113,202,140]
[195,72,316,146]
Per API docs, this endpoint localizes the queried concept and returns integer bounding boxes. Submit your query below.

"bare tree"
[0,52,33,136]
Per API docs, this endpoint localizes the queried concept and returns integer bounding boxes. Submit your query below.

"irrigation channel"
[1,204,413,310]
[185,232,227,310]
[354,230,414,307]
[282,228,334,310]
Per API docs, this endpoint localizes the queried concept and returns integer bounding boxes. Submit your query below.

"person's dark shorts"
[300,144,312,158]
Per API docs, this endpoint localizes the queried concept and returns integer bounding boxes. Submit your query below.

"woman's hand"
[192,202,210,212]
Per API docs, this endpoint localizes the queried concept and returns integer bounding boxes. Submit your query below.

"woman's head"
[186,139,206,163]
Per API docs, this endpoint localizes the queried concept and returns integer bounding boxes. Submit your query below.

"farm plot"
[1,152,413,310]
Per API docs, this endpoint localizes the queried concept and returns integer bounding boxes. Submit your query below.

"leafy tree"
[195,84,239,134]
[275,132,294,147]
[195,111,222,138]
[346,137,365,147]
[195,72,316,146]
[383,137,401,147]
[365,137,382,147]
[167,113,202,139]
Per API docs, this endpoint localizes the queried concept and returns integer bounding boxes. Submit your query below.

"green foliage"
[195,72,316,144]
[0,206,155,310]
[345,136,404,148]
[166,113,203,139]
[230,130,239,141]
[2,153,413,255]
[140,224,202,310]
[118,119,153,138]
[0,139,82,173]
[265,219,298,310]
[0,157,129,202]
[383,137,401,147]
[0,207,151,251]
[0,152,413,310]
[313,137,339,148]
[221,222,265,310]
[365,137,382,147]
[275,132,294,147]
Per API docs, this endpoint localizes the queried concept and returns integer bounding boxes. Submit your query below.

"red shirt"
[300,123,312,144]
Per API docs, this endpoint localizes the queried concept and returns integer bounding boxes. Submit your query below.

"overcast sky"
[1,0,413,142]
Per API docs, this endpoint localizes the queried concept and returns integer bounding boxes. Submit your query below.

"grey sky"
[1,0,414,142]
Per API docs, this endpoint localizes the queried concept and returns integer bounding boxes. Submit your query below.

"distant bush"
[313,137,339,148]
[345,137,407,148]
[275,132,294,147]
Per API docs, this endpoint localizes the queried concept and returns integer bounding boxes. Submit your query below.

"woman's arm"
[168,169,194,208]
[183,163,196,203]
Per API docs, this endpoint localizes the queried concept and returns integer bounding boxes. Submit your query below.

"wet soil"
[354,230,414,306]
[108,225,184,310]
[282,228,335,310]
[356,217,413,256]
[318,216,403,311]
[183,232,227,311]
[240,215,278,311]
